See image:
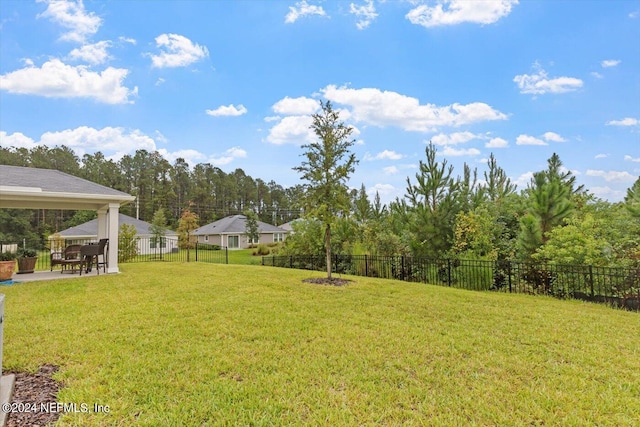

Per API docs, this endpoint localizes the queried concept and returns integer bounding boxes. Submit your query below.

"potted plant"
[17,248,38,274]
[0,252,16,281]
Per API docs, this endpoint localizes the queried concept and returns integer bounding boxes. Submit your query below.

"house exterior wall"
[196,232,287,249]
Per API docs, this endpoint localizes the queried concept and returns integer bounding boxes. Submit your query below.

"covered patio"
[0,165,136,275]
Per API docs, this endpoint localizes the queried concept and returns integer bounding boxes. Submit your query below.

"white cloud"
[0,59,137,104]
[264,116,281,122]
[514,64,583,95]
[624,155,640,163]
[606,117,638,126]
[285,1,327,23]
[350,0,378,29]
[157,148,207,166]
[590,72,603,79]
[364,150,404,161]
[368,183,395,196]
[514,171,534,188]
[431,131,479,146]
[590,186,625,201]
[516,134,547,146]
[630,10,639,18]
[209,147,247,166]
[68,40,112,65]
[594,153,608,159]
[441,146,481,156]
[0,131,38,149]
[586,169,637,182]
[118,36,136,45]
[40,126,157,155]
[155,78,165,86]
[150,34,209,68]
[601,59,621,68]
[266,115,315,145]
[37,0,102,43]
[272,96,319,115]
[406,0,518,28]
[485,137,508,148]
[322,85,507,132]
[383,166,399,175]
[543,131,566,142]
[206,104,248,117]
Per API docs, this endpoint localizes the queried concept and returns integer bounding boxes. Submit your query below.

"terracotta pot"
[0,260,16,281]
[17,257,37,274]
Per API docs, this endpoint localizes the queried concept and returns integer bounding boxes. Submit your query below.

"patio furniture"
[96,238,108,273]
[80,240,107,275]
[51,244,82,273]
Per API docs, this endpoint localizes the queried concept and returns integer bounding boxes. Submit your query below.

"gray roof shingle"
[0,165,131,197]
[58,214,177,237]
[193,215,286,235]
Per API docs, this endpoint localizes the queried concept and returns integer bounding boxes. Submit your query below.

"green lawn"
[3,263,639,425]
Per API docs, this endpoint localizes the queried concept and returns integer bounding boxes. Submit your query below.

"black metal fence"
[262,254,640,311]
[1,238,228,271]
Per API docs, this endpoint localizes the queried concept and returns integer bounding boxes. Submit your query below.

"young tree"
[150,208,167,256]
[244,210,260,246]
[293,101,358,280]
[177,209,199,262]
[625,177,640,218]
[404,143,459,257]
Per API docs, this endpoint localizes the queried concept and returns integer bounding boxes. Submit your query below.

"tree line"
[0,145,305,241]
[281,103,640,271]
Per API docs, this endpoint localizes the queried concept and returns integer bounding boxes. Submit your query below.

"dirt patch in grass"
[302,277,352,286]
[5,364,62,427]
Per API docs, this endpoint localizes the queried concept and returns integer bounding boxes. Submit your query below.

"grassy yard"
[2,263,639,426]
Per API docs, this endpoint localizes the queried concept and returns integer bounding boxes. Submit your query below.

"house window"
[228,235,239,249]
[150,237,166,249]
[273,233,284,243]
[204,235,209,242]
[249,236,259,245]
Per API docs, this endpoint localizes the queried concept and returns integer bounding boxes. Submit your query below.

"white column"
[107,203,120,274]
[97,208,108,240]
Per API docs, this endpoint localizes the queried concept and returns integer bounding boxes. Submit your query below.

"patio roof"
[0,165,135,210]
[0,165,135,274]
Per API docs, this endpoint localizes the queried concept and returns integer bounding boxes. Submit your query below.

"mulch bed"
[302,277,352,286]
[5,364,62,427]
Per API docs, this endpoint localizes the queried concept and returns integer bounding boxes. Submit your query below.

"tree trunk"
[325,223,332,280]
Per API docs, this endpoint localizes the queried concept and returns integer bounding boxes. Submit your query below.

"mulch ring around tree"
[302,277,353,287]
[5,364,63,427]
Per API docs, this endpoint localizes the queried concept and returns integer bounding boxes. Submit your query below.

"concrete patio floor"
[4,268,102,283]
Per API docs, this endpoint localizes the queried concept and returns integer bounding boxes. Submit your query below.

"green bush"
[0,252,16,261]
[17,248,37,258]
[253,244,270,256]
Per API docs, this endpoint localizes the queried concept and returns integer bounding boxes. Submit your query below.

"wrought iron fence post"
[365,254,368,277]
[589,265,594,297]
[401,255,406,281]
[508,261,512,293]
[447,259,452,286]
[195,242,198,262]
[290,256,293,269]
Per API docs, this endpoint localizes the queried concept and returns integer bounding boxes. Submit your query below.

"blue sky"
[1,0,638,203]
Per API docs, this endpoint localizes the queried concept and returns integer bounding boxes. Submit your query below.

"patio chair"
[51,244,82,273]
[80,239,108,275]
[96,238,108,273]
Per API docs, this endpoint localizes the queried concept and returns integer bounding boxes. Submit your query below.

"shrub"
[0,252,16,261]
[17,248,37,258]
[253,244,270,256]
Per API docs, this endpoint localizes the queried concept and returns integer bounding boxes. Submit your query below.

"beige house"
[193,215,287,249]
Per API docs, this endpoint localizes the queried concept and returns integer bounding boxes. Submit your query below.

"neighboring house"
[279,219,303,234]
[53,214,179,255]
[193,214,288,249]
